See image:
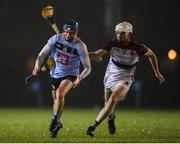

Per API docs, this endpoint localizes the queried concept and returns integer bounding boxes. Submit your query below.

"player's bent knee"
[56,90,65,99]
[111,93,125,104]
[110,96,119,105]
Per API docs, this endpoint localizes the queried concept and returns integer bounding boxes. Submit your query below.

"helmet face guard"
[63,19,78,33]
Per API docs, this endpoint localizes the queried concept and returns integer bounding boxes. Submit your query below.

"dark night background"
[0,0,179,109]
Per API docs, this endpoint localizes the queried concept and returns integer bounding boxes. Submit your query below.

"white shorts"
[104,78,133,92]
[104,60,135,92]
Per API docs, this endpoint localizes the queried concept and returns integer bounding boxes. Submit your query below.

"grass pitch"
[0,108,180,143]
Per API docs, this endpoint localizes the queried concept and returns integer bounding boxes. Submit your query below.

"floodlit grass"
[0,108,180,143]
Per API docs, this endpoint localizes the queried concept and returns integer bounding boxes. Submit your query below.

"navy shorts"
[51,75,77,90]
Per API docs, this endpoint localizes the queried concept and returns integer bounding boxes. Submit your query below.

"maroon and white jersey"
[102,38,148,91]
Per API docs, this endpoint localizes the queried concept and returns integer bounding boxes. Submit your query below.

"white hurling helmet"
[115,22,133,33]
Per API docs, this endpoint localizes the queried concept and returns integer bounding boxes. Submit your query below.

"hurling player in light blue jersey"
[32,19,91,138]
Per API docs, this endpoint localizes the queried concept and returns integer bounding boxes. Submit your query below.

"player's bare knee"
[112,92,119,101]
[108,95,118,106]
[57,92,65,100]
[110,97,118,105]
[56,89,65,100]
[111,93,125,104]
[113,89,127,101]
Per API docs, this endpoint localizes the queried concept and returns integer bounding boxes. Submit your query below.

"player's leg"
[49,78,61,137]
[52,90,56,116]
[87,85,129,136]
[86,92,111,137]
[49,90,62,137]
[50,79,73,137]
[54,79,73,117]
[103,92,116,134]
[103,91,116,134]
[51,77,59,121]
[104,91,112,112]
[104,92,116,118]
[97,85,128,123]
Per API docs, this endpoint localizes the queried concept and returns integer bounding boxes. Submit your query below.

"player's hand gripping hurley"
[25,56,56,84]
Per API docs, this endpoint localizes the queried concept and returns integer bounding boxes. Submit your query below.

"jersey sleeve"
[35,44,52,68]
[77,42,91,79]
[34,34,58,68]
[47,34,59,48]
[102,39,116,51]
[136,43,148,56]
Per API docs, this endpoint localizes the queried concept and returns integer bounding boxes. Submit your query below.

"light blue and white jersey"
[35,34,91,79]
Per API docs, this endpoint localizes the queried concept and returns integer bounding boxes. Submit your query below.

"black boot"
[87,121,99,137]
[87,125,95,137]
[49,119,63,138]
[108,113,116,135]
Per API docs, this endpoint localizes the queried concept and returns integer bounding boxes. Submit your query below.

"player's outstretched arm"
[144,48,165,84]
[89,49,108,62]
[73,43,91,88]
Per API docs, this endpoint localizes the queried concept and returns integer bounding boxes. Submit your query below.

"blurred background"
[0,0,179,109]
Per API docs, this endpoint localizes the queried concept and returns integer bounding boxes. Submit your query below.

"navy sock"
[52,112,59,122]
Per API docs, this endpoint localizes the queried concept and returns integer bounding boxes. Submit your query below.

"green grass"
[0,108,180,143]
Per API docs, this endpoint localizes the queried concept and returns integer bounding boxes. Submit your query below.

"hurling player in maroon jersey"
[87,21,165,136]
